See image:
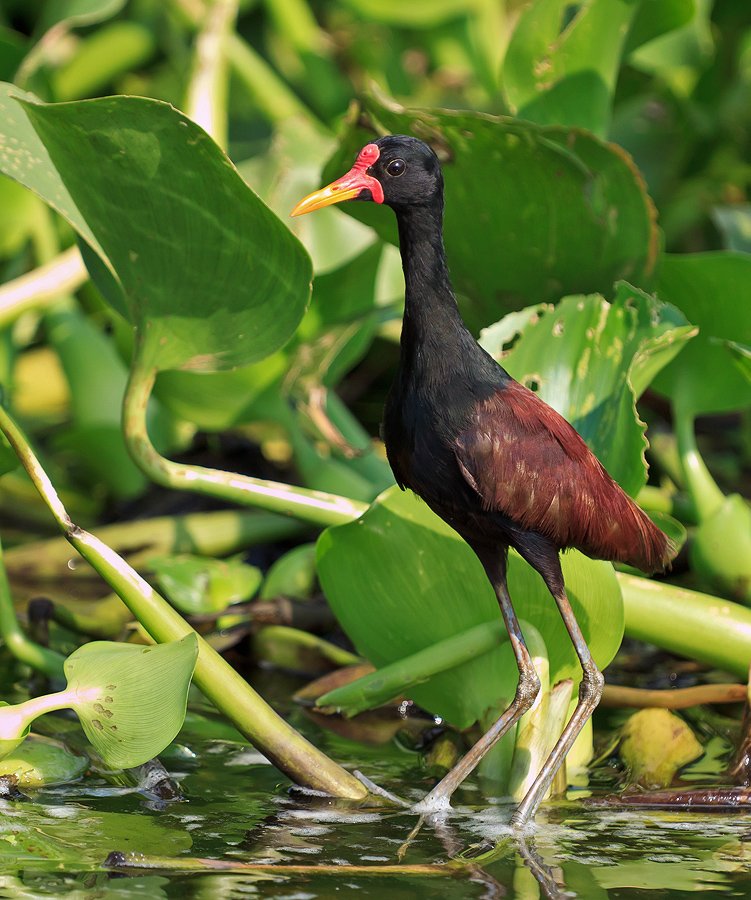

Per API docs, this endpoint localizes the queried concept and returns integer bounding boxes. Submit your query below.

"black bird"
[291,135,673,825]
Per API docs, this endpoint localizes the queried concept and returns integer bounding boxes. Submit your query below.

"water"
[2,676,751,898]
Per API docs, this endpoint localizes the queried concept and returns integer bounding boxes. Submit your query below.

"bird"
[291,135,674,826]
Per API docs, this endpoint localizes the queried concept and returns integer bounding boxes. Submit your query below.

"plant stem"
[317,620,511,716]
[0,403,367,800]
[123,355,368,528]
[0,538,65,678]
[619,572,751,677]
[184,0,237,147]
[0,246,87,327]
[674,399,725,521]
[602,682,747,709]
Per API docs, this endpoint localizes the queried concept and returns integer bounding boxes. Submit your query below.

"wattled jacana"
[291,135,674,825]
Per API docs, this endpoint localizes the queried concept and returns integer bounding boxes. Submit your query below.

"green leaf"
[625,0,697,55]
[0,734,87,787]
[259,543,318,601]
[628,0,714,93]
[652,252,751,415]
[503,0,639,134]
[0,176,41,257]
[317,486,622,730]
[149,555,262,615]
[64,634,198,769]
[326,94,659,332]
[15,92,311,373]
[0,83,100,252]
[479,286,695,496]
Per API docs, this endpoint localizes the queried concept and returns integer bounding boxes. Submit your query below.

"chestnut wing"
[452,381,670,571]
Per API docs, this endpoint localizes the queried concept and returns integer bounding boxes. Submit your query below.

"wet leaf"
[620,708,703,789]
[149,555,262,615]
[324,93,659,331]
[64,634,198,769]
[479,285,694,495]
[0,734,87,787]
[317,486,622,730]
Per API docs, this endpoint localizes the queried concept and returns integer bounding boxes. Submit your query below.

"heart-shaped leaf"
[323,93,659,331]
[64,634,198,768]
[317,486,622,730]
[478,285,695,496]
[2,87,311,373]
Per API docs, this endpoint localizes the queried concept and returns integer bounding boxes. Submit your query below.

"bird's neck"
[395,203,467,350]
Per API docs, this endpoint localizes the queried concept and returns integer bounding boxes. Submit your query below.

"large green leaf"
[479,285,695,496]
[324,94,659,332]
[502,0,639,135]
[64,634,198,769]
[9,91,311,373]
[652,252,751,415]
[317,486,622,730]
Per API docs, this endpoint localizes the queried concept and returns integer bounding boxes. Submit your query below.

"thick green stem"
[619,572,751,677]
[0,403,367,800]
[184,0,237,147]
[674,400,725,522]
[123,356,367,528]
[0,538,65,678]
[317,620,511,716]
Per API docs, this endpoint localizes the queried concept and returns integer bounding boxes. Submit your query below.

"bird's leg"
[412,550,541,815]
[510,585,604,828]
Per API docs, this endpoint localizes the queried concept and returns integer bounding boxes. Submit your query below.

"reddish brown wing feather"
[453,382,673,573]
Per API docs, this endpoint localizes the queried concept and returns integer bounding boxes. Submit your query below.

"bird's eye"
[386,158,406,177]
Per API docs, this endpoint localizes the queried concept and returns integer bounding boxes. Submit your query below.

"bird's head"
[290,135,442,217]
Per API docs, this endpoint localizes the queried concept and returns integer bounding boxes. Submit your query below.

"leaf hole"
[501,332,522,355]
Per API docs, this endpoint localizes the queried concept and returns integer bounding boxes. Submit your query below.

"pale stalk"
[184,0,238,147]
[122,355,367,528]
[0,246,87,327]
